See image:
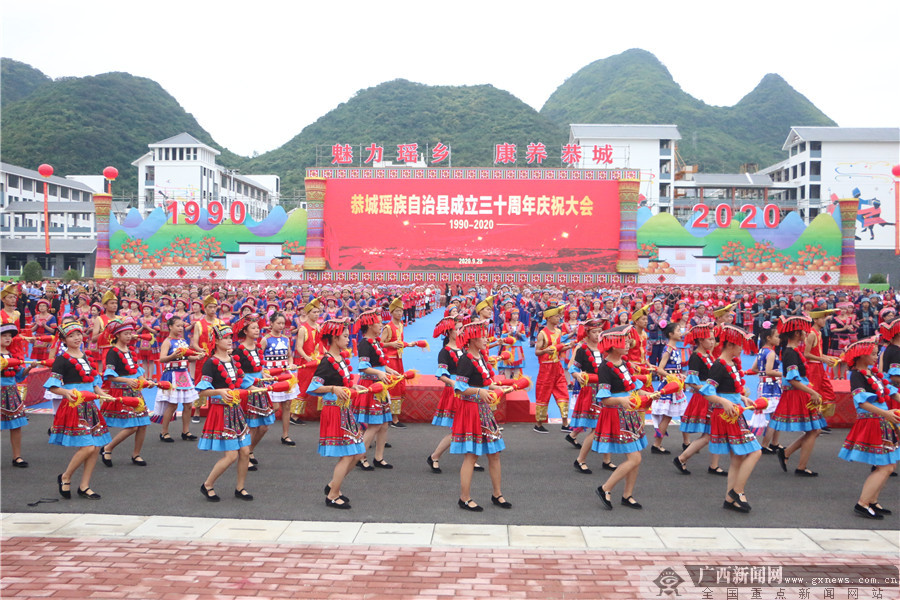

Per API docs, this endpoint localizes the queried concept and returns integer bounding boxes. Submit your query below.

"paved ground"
[2,413,898,529]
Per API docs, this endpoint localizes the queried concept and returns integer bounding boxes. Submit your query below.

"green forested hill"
[2,50,838,198]
[540,49,836,171]
[240,79,568,193]
[0,63,240,194]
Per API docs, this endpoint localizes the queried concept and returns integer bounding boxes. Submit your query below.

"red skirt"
[319,404,364,451]
[840,415,899,464]
[770,388,827,432]
[432,385,458,425]
[353,377,391,425]
[570,385,599,428]
[30,343,50,361]
[680,392,712,434]
[593,404,646,452]
[294,363,317,400]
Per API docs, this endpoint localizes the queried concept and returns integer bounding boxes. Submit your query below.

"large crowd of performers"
[0,280,898,518]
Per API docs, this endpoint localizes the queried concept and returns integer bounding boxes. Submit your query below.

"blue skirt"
[198,434,251,452]
[431,415,454,427]
[105,415,151,429]
[0,416,28,430]
[247,413,277,428]
[318,442,365,458]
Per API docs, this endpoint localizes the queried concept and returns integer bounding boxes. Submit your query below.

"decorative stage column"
[616,179,640,273]
[837,197,859,287]
[92,192,113,280]
[303,176,327,271]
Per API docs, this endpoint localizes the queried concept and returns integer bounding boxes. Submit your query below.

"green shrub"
[19,261,43,282]
[867,273,887,284]
[63,269,81,282]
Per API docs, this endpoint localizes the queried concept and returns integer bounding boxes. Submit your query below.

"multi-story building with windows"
[0,162,101,276]
[132,133,280,220]
[568,124,680,213]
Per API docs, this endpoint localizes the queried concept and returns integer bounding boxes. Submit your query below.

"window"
[49,184,58,196]
[800,163,806,177]
[810,184,820,199]
[22,178,32,192]
[60,187,69,199]
[798,142,806,152]
[7,175,18,188]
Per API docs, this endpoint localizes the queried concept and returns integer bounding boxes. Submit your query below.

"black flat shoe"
[760,446,774,455]
[248,465,258,472]
[621,496,643,509]
[181,432,198,441]
[99,447,113,467]
[458,498,483,512]
[373,458,393,469]
[723,500,750,513]
[473,464,485,472]
[57,474,71,499]
[326,497,351,509]
[854,503,883,519]
[560,425,573,433]
[290,416,305,425]
[280,436,296,446]
[384,442,392,448]
[234,489,254,501]
[426,455,442,474]
[596,486,612,510]
[491,495,512,509]
[682,443,690,451]
[248,455,259,465]
[870,503,892,515]
[159,433,174,443]
[708,467,728,476]
[11,457,28,468]
[324,485,349,502]
[201,483,220,502]
[673,457,691,475]
[357,459,374,471]
[77,487,101,499]
[650,446,670,455]
[574,460,593,474]
[795,468,818,477]
[602,461,617,471]
[564,434,582,449]
[776,447,788,472]
[131,455,147,466]
[728,489,751,511]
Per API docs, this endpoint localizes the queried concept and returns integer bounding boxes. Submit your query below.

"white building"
[0,162,99,276]
[132,133,280,220]
[568,124,680,213]
[759,127,899,241]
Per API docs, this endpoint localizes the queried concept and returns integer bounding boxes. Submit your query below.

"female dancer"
[452,320,510,511]
[261,312,298,446]
[99,318,151,467]
[594,325,652,509]
[498,306,526,380]
[45,319,111,499]
[879,319,900,387]
[698,324,762,513]
[136,302,157,376]
[568,318,606,473]
[650,320,688,454]
[806,309,839,424]
[1,323,35,467]
[427,317,464,474]
[674,324,725,475]
[838,339,899,519]
[30,299,57,362]
[353,309,399,470]
[196,323,253,501]
[307,318,367,509]
[755,323,784,453]
[771,315,826,476]
[156,315,200,442]
[232,315,276,471]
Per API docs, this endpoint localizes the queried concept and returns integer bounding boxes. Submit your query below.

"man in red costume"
[382,297,407,428]
[91,290,119,368]
[533,304,574,434]
[290,298,322,425]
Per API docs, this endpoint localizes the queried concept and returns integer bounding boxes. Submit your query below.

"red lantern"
[38,164,53,178]
[103,166,119,180]
[892,164,900,178]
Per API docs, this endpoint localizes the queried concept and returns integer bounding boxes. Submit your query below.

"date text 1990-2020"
[450,219,494,230]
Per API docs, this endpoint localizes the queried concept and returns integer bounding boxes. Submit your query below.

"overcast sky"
[3,0,898,157]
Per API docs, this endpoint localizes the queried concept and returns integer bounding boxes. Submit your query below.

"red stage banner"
[323,176,620,272]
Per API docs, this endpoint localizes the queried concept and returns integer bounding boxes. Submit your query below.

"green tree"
[63,269,81,282]
[19,261,43,282]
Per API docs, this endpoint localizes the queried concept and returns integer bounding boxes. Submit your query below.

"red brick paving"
[2,536,898,599]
